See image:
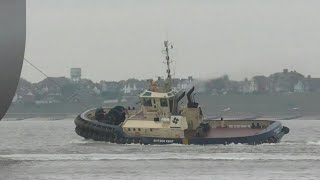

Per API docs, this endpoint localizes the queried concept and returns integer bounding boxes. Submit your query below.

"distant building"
[103,99,118,104]
[35,98,60,105]
[22,92,35,103]
[122,84,131,94]
[269,69,305,93]
[172,77,193,92]
[238,79,254,93]
[93,86,101,95]
[294,81,306,93]
[101,82,108,92]
[100,81,119,93]
[122,84,138,94]
[306,78,320,92]
[70,68,81,82]
[41,86,49,94]
[251,76,269,93]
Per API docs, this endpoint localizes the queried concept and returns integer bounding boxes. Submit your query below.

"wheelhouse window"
[160,98,168,107]
[143,91,152,96]
[143,98,152,106]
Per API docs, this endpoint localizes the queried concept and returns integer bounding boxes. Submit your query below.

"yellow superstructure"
[121,40,204,138]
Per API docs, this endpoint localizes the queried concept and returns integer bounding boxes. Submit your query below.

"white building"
[93,86,101,95]
[294,81,305,93]
[122,84,137,94]
[172,78,193,92]
[238,80,255,93]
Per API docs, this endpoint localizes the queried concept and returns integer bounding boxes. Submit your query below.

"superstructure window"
[143,91,152,96]
[143,98,152,106]
[138,128,141,131]
[160,98,168,107]
[128,128,131,131]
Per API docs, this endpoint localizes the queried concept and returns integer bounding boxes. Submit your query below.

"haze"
[23,0,320,83]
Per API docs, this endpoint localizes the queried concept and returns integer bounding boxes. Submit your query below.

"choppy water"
[0,119,319,180]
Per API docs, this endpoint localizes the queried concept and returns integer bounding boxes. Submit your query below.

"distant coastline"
[5,93,320,120]
[8,68,320,120]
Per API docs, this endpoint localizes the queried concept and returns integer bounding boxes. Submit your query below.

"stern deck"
[207,128,262,138]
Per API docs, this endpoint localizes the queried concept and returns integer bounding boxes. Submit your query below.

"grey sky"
[23,0,320,83]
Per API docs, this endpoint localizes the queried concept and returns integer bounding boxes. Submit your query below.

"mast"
[164,40,173,92]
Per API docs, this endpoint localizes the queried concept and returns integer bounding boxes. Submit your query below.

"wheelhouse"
[139,90,177,114]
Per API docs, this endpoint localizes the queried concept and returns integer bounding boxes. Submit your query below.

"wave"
[68,139,300,146]
[68,139,97,144]
[307,141,320,145]
[1,153,319,161]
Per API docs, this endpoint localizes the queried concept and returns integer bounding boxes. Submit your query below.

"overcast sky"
[23,0,320,83]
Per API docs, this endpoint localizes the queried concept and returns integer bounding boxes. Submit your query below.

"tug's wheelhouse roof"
[139,90,176,98]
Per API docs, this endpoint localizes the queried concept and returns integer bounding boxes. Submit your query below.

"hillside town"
[12,68,320,106]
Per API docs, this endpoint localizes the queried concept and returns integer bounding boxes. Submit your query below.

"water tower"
[70,68,81,82]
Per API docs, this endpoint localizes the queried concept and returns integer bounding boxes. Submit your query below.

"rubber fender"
[95,107,105,121]
[281,126,290,134]
[106,106,126,125]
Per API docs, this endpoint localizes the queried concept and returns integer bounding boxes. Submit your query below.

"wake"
[1,153,319,161]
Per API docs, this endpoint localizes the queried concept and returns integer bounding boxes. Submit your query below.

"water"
[0,119,319,180]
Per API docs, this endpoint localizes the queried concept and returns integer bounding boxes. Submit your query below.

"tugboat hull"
[74,110,289,145]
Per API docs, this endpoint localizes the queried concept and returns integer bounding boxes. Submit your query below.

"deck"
[207,128,262,138]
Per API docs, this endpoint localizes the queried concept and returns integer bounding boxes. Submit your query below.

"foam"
[307,141,320,145]
[68,139,98,144]
[1,153,319,161]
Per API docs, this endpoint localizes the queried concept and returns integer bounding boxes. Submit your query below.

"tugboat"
[74,41,290,145]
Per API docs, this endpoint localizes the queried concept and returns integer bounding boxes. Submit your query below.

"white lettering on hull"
[153,139,174,143]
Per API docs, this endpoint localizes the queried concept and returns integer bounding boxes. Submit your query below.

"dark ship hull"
[74,108,289,145]
[0,1,26,120]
